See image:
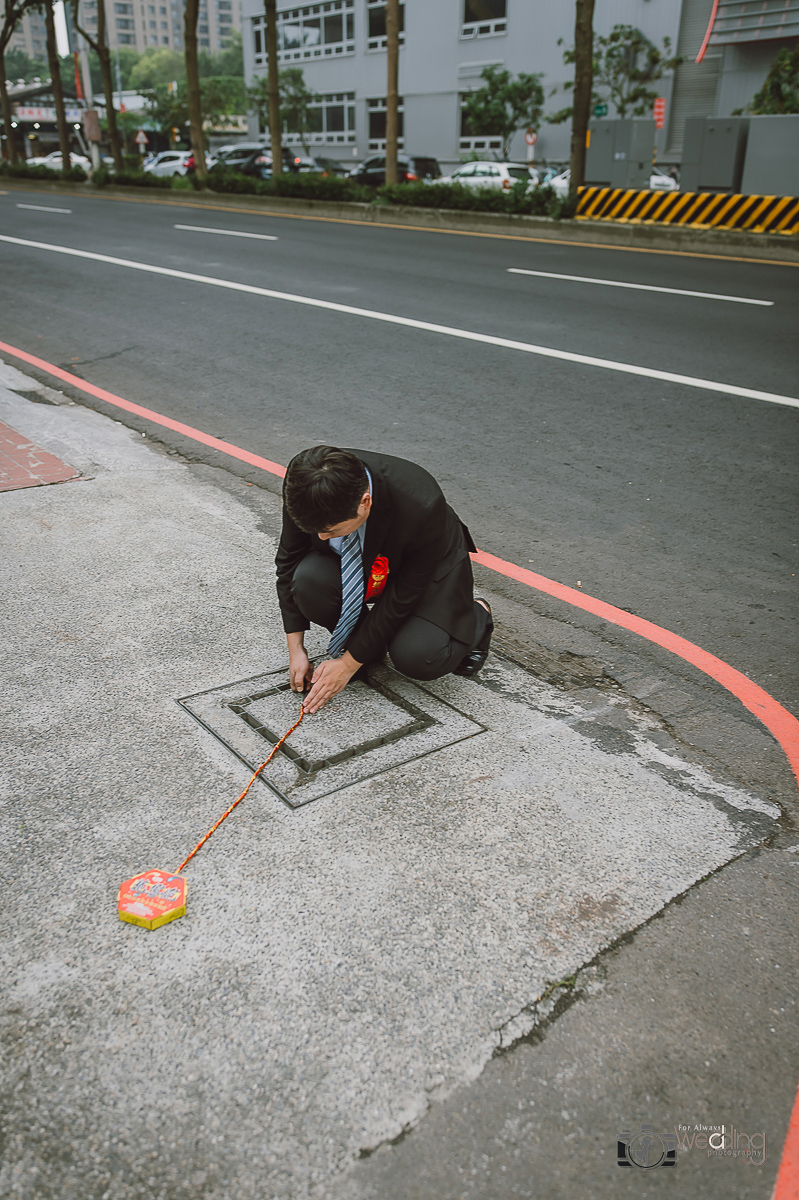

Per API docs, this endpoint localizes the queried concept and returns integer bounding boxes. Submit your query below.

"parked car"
[549,167,680,197]
[210,143,298,178]
[305,155,350,177]
[143,150,192,177]
[650,165,680,191]
[347,153,441,187]
[439,160,540,190]
[26,150,91,172]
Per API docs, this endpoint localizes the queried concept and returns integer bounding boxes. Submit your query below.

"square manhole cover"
[178,663,485,807]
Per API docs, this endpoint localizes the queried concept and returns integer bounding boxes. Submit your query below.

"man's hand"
[304,653,360,714]
[287,632,314,694]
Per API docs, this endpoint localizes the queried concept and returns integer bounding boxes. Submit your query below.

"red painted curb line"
[472,550,799,789]
[773,1077,799,1200]
[1,337,797,791]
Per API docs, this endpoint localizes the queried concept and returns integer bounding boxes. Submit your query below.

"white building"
[240,0,799,169]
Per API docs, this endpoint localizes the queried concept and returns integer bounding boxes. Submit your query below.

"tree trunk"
[44,0,71,170]
[184,0,206,182]
[569,0,595,198]
[264,0,281,174]
[384,0,399,184]
[0,46,18,163]
[96,0,123,173]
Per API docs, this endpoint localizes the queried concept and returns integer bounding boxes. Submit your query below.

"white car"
[26,150,91,172]
[143,150,191,177]
[650,166,680,191]
[440,160,540,190]
[548,167,679,197]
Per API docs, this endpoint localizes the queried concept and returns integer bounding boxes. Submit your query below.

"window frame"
[252,0,355,67]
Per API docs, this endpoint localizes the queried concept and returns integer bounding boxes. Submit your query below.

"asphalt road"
[1,187,798,1199]
[1,188,796,731]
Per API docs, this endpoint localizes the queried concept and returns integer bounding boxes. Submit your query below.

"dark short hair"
[285,446,368,534]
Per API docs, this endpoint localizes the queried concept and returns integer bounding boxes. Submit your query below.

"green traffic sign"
[594,102,608,117]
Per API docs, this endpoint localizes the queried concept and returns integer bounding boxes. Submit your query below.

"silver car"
[143,150,191,177]
[439,161,540,190]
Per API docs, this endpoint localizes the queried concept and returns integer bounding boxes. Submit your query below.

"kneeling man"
[276,445,493,713]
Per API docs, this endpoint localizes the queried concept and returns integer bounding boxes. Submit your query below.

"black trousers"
[291,552,488,682]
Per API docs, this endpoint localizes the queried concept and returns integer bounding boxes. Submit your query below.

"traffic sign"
[653,98,666,129]
[593,102,608,118]
[134,129,149,145]
[525,128,538,146]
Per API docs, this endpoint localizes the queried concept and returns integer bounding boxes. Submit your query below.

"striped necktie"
[327,531,365,658]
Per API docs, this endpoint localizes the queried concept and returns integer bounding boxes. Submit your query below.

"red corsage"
[366,555,389,600]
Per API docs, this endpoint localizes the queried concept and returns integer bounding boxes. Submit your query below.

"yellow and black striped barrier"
[576,186,799,236]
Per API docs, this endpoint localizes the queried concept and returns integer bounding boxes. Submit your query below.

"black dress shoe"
[454,600,493,678]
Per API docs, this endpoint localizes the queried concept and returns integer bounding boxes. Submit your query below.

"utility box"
[681,118,749,193]
[585,119,655,189]
[740,115,799,197]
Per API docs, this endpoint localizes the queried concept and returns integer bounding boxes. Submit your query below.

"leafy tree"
[1,0,42,161]
[129,46,185,90]
[569,0,595,196]
[144,75,244,140]
[263,0,281,173]
[198,28,242,79]
[4,44,48,81]
[44,0,71,168]
[385,0,400,183]
[69,0,124,172]
[246,66,318,153]
[748,45,799,114]
[549,23,681,123]
[183,0,205,181]
[461,65,544,159]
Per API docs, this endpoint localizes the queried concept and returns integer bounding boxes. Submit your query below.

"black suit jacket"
[275,450,477,664]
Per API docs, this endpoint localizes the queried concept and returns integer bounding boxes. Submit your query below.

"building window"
[114,3,133,12]
[199,23,208,32]
[218,12,231,22]
[266,91,356,146]
[199,36,209,45]
[461,0,506,40]
[118,32,134,41]
[459,93,502,153]
[252,1,355,66]
[366,0,404,52]
[367,95,404,150]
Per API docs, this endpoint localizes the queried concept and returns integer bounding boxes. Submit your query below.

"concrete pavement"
[1,359,795,1198]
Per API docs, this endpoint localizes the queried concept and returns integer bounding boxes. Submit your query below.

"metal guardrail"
[576,187,799,235]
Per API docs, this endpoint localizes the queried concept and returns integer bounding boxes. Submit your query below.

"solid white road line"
[1,233,796,411]
[16,203,72,214]
[174,224,278,241]
[507,267,774,307]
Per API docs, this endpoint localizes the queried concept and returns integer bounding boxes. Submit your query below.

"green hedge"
[376,179,576,219]
[92,166,172,188]
[205,167,373,203]
[0,161,87,182]
[81,160,578,218]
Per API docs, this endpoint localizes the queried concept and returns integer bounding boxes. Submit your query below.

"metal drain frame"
[227,677,433,775]
[177,664,487,808]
